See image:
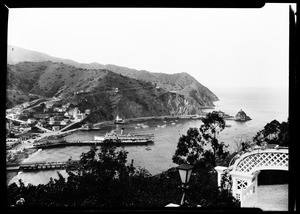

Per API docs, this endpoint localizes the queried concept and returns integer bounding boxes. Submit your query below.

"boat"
[33,129,154,148]
[94,136,105,141]
[102,131,154,144]
[81,123,101,131]
[115,115,125,124]
[190,114,202,119]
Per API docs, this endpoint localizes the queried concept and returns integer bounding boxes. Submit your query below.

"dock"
[7,160,79,172]
[33,137,154,149]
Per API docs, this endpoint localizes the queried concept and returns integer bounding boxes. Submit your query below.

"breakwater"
[33,140,154,149]
[7,160,79,172]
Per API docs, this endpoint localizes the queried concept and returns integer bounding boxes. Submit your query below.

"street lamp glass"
[177,164,194,184]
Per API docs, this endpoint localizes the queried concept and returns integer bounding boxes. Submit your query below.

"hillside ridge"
[7,45,219,117]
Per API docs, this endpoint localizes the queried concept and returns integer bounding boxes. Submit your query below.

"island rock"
[234,109,251,122]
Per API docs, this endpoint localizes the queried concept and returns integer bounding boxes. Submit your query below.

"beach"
[6,147,38,184]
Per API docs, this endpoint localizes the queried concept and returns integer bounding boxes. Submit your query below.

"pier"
[7,160,79,172]
[33,138,154,149]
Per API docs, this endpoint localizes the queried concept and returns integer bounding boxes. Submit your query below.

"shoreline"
[7,147,38,184]
[93,114,205,127]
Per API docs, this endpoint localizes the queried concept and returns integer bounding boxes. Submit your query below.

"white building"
[27,118,37,124]
[85,109,91,115]
[52,126,60,131]
[49,117,55,125]
[60,120,67,126]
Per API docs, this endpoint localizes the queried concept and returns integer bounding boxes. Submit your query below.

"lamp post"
[177,163,194,207]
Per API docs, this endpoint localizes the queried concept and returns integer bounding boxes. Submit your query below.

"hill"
[7,45,219,109]
[7,61,207,122]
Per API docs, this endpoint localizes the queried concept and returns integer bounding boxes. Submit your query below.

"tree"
[278,121,289,146]
[173,111,229,171]
[253,119,289,146]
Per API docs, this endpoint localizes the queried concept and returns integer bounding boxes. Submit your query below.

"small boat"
[81,124,101,131]
[94,136,105,141]
[145,146,151,151]
[115,115,125,124]
[190,114,202,119]
[102,131,154,144]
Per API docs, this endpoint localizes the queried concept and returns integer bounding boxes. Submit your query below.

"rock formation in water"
[234,109,251,122]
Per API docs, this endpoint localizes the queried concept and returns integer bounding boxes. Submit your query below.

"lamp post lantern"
[177,163,194,206]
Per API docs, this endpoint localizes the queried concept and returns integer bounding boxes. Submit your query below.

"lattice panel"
[236,152,288,173]
[237,179,248,190]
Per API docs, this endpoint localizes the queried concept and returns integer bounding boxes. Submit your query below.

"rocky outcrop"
[234,109,251,122]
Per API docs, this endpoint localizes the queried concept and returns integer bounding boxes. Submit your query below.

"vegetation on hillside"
[7,45,219,110]
[7,61,205,121]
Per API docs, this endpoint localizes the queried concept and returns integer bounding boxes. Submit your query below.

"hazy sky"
[8,4,295,90]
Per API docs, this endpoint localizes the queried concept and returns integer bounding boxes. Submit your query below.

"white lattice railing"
[241,181,257,208]
[236,179,248,190]
[233,149,288,174]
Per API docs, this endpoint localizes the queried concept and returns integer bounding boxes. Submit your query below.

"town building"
[85,109,91,115]
[52,126,60,132]
[49,117,55,125]
[34,114,50,120]
[27,118,37,124]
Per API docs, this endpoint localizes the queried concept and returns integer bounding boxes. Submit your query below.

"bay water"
[8,87,289,186]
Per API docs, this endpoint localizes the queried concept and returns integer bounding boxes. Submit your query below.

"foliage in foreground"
[173,111,229,171]
[253,119,289,147]
[7,140,239,208]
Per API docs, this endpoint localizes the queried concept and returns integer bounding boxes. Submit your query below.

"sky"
[8,4,296,90]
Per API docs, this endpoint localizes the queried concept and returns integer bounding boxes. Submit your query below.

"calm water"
[9,87,289,186]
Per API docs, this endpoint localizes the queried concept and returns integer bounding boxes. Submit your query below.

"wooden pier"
[7,160,79,172]
[33,140,153,149]
[33,134,155,149]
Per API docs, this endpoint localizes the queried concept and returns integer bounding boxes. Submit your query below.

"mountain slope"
[7,61,206,122]
[7,45,219,108]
